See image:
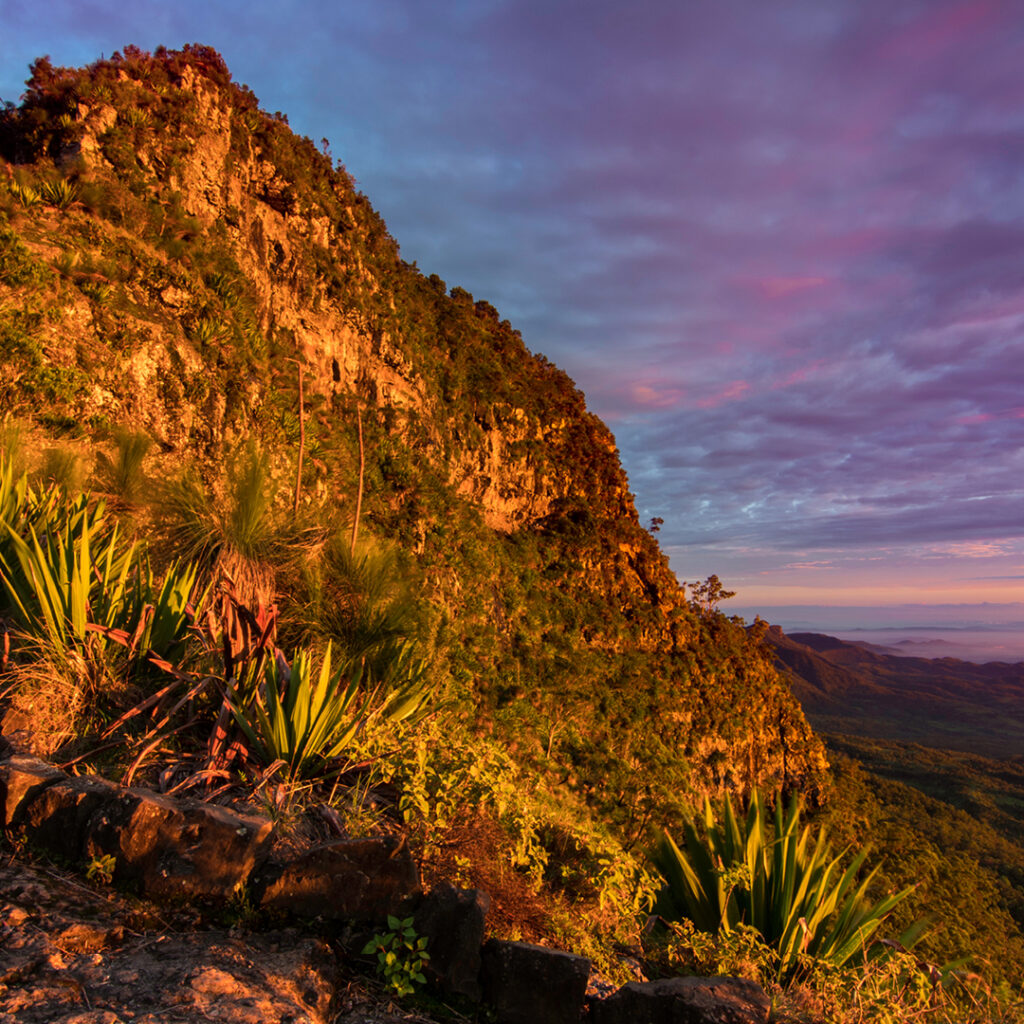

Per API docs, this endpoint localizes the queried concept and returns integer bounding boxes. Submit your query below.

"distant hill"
[765,626,1024,757]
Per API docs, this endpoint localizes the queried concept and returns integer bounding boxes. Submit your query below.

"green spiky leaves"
[653,788,921,976]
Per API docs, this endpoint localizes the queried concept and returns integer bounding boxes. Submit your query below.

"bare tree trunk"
[350,402,364,556]
[293,363,305,515]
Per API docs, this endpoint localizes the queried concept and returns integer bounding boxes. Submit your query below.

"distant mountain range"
[764,626,1024,758]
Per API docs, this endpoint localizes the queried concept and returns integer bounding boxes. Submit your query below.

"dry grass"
[420,811,553,943]
[0,639,125,758]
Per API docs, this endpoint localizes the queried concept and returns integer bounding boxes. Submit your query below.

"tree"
[688,574,735,615]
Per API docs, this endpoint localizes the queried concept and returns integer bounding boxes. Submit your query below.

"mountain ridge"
[0,44,827,829]
[764,624,1024,758]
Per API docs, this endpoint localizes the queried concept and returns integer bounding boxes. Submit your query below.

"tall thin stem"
[350,402,364,556]
[293,363,305,515]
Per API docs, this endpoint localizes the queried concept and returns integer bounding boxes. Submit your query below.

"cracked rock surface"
[0,851,337,1024]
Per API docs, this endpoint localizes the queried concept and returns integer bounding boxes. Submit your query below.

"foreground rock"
[0,854,338,1024]
[591,976,771,1024]
[412,882,490,1001]
[257,836,419,920]
[481,939,591,1024]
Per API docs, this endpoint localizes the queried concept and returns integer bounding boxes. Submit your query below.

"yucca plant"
[653,789,921,977]
[228,640,430,783]
[0,513,138,653]
[299,535,425,679]
[0,458,199,676]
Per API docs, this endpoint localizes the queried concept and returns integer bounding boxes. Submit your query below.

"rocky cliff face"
[0,46,828,820]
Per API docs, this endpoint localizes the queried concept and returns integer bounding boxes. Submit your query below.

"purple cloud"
[3,0,1024,608]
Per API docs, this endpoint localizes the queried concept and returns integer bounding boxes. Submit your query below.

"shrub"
[94,429,152,504]
[0,221,46,286]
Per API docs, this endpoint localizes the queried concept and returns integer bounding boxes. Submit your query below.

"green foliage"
[361,915,430,997]
[85,853,116,884]
[158,443,288,608]
[0,220,46,286]
[0,454,197,674]
[653,788,920,977]
[39,178,79,210]
[299,535,426,679]
[820,748,1024,984]
[7,180,41,210]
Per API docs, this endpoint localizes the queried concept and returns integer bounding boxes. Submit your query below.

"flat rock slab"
[481,939,591,1024]
[20,774,121,859]
[590,976,771,1024]
[258,837,420,921]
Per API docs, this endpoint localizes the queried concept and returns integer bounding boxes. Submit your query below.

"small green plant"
[86,853,116,884]
[361,915,430,997]
[190,316,224,346]
[8,181,41,210]
[79,279,111,304]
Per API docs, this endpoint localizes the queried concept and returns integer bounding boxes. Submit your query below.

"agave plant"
[228,640,430,782]
[0,456,198,674]
[653,788,921,976]
[39,178,80,211]
[8,180,41,209]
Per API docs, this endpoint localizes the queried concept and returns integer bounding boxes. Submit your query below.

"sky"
[3,0,1023,623]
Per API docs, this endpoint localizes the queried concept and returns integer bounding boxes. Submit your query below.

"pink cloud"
[772,360,828,389]
[751,275,830,300]
[628,382,683,409]
[695,379,750,409]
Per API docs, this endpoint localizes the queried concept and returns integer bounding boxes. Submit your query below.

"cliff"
[0,45,828,830]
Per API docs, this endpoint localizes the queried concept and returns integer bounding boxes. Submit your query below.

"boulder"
[590,976,771,1024]
[84,786,273,899]
[480,939,591,1024]
[20,773,121,859]
[0,756,66,829]
[413,882,490,1000]
[257,836,420,920]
